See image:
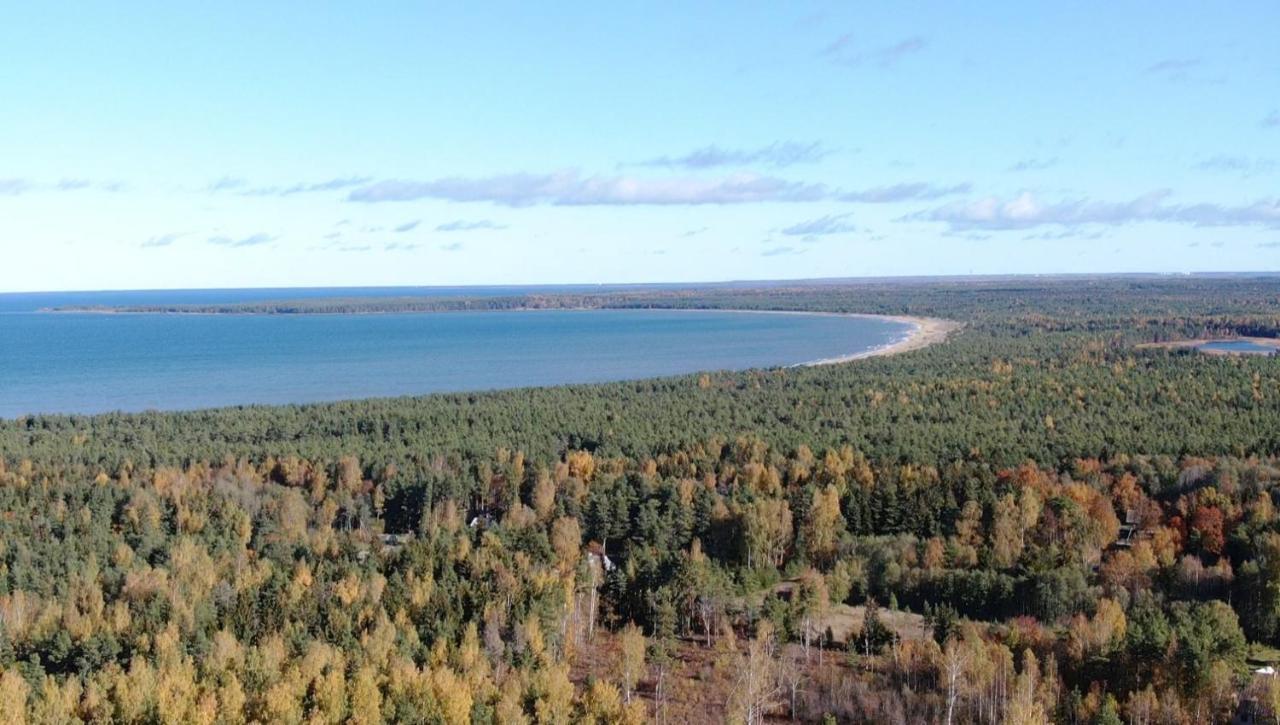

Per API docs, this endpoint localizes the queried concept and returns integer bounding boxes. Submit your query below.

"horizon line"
[4,270,1280,297]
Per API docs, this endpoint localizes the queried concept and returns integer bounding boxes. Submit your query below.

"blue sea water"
[0,288,909,417]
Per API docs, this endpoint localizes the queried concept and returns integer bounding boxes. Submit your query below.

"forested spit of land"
[4,276,1280,723]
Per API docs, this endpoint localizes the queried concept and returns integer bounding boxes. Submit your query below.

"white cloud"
[822,35,927,68]
[435,219,506,232]
[349,171,828,206]
[0,178,32,195]
[141,233,182,249]
[917,190,1280,230]
[208,233,276,247]
[838,182,970,203]
[634,142,831,169]
[781,213,858,239]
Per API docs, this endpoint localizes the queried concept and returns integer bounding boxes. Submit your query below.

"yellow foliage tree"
[618,622,647,703]
[348,666,382,725]
[0,670,31,724]
[803,484,844,567]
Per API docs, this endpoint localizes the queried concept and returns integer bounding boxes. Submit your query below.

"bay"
[0,288,909,417]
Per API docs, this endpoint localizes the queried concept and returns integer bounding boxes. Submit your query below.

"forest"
[4,274,1280,723]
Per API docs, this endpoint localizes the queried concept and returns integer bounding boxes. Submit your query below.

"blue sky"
[1,2,1278,292]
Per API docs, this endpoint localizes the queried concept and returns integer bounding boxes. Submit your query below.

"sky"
[1,2,1278,292]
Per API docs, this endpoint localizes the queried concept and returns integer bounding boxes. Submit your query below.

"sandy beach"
[590,307,963,365]
[41,302,964,367]
[801,314,963,366]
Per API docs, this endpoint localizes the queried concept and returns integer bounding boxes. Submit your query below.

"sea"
[0,286,910,417]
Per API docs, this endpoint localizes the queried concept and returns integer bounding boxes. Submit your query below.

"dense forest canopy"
[3,275,1280,723]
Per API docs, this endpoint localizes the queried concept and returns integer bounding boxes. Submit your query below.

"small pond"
[1197,340,1278,355]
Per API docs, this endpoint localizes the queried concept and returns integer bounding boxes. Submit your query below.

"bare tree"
[729,622,784,725]
[777,648,807,721]
[942,637,972,725]
[586,550,602,640]
[697,593,721,648]
[653,661,670,725]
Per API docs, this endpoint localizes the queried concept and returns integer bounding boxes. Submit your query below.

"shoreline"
[2,308,962,418]
[798,315,963,365]
[39,304,963,363]
[1135,336,1280,355]
[581,308,963,363]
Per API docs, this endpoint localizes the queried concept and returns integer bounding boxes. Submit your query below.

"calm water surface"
[1198,340,1278,355]
[0,289,908,417]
